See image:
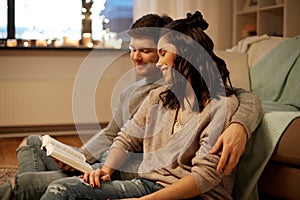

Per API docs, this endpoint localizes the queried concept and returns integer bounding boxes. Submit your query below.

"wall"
[0,49,134,128]
[0,0,233,132]
[133,0,233,50]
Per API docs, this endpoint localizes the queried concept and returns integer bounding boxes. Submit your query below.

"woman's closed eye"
[158,49,166,57]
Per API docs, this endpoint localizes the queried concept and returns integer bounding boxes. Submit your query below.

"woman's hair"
[127,14,173,44]
[159,11,233,111]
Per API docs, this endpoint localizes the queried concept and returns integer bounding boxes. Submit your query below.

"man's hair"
[128,14,173,44]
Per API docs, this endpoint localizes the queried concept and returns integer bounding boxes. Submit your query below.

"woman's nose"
[156,57,162,68]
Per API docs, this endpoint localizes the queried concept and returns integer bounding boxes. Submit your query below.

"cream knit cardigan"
[113,86,239,200]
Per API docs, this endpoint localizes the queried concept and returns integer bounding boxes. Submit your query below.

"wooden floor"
[0,135,87,168]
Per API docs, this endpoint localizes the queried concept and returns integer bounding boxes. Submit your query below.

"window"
[0,0,133,48]
[0,0,7,38]
[15,0,82,40]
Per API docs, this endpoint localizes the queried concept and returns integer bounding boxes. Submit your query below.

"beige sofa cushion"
[215,50,250,91]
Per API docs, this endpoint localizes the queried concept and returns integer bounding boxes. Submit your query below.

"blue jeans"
[12,171,68,200]
[40,176,164,200]
[9,135,67,200]
[11,135,104,200]
[17,135,60,174]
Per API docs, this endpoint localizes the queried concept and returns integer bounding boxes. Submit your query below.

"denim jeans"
[40,176,164,200]
[11,171,68,200]
[9,135,66,200]
[10,135,109,200]
[16,135,60,174]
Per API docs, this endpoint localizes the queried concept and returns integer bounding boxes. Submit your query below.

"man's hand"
[52,158,76,172]
[210,123,247,175]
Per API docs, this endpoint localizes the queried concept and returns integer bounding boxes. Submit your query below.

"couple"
[1,11,262,200]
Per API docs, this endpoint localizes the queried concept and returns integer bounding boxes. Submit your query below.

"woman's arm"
[141,175,201,200]
[84,89,160,188]
[84,147,128,188]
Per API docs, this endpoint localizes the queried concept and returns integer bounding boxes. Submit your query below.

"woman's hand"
[83,168,111,188]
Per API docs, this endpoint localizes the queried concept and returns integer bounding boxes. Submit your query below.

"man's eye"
[129,46,135,52]
[141,49,151,53]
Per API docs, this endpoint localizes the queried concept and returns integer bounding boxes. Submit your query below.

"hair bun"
[186,11,209,31]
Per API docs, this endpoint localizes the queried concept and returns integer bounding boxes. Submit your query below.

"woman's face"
[129,37,160,77]
[157,36,177,84]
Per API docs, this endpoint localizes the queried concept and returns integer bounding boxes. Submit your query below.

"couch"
[215,35,300,200]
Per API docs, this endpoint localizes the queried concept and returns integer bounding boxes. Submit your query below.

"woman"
[41,11,243,200]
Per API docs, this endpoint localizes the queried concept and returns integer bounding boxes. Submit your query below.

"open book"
[40,135,93,173]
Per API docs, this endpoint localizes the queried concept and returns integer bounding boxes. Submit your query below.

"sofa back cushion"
[247,36,287,69]
[215,50,250,91]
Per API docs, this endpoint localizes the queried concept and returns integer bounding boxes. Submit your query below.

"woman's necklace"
[173,97,195,133]
[173,109,182,133]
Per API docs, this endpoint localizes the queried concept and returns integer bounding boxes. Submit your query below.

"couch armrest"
[271,117,300,166]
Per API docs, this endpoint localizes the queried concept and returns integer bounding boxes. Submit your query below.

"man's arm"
[230,88,264,137]
[80,118,122,164]
[211,88,263,175]
[80,91,126,164]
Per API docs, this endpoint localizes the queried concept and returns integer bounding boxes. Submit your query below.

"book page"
[46,143,93,173]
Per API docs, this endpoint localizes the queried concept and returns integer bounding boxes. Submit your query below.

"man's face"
[129,37,160,77]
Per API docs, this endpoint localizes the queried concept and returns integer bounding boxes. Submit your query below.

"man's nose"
[132,51,142,61]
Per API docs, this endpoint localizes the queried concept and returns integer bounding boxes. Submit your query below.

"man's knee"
[16,135,43,157]
[26,135,42,146]
[18,135,42,149]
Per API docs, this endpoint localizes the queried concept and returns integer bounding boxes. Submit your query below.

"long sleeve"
[80,92,126,163]
[232,88,263,138]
